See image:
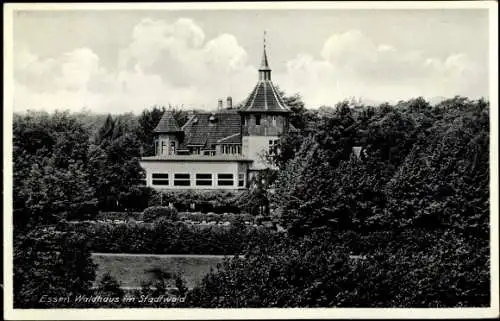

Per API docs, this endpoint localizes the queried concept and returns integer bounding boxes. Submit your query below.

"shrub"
[95,211,143,221]
[119,186,157,212]
[148,190,245,214]
[14,227,97,308]
[178,212,254,224]
[58,219,278,255]
[143,206,179,222]
[186,229,489,308]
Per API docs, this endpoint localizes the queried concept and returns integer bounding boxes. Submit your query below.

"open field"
[91,253,227,289]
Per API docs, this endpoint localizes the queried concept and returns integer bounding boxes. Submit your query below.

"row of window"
[156,140,176,155]
[151,173,245,187]
[221,144,242,155]
[243,115,278,126]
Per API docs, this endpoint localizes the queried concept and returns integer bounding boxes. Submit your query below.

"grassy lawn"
[91,253,227,289]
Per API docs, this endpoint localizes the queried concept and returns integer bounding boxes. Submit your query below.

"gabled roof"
[181,111,241,148]
[153,111,182,133]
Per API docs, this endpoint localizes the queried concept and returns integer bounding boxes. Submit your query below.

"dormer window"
[255,115,261,126]
[209,114,216,122]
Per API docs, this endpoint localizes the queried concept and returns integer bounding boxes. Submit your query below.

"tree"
[89,115,145,211]
[385,98,489,235]
[272,102,358,235]
[136,106,166,156]
[14,227,97,308]
[13,111,97,228]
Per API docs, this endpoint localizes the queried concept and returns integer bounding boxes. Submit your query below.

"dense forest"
[12,95,490,308]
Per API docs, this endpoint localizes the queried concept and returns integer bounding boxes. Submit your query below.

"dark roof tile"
[153,111,182,133]
[239,80,291,113]
[182,112,241,148]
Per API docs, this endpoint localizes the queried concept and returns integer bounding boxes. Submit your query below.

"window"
[255,115,261,126]
[196,173,212,186]
[238,173,245,187]
[169,141,176,155]
[174,173,190,186]
[152,173,169,186]
[217,173,234,186]
[272,115,277,126]
[231,146,236,154]
[237,145,241,154]
[269,139,280,155]
[161,141,167,155]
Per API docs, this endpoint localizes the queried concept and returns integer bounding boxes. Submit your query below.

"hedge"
[148,190,247,214]
[178,212,255,224]
[91,211,262,224]
[143,206,178,222]
[57,220,278,255]
[95,212,143,221]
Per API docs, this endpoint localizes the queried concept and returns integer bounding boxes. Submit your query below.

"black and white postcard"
[3,1,499,320]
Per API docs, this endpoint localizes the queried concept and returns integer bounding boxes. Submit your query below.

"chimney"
[217,99,223,110]
[226,96,233,109]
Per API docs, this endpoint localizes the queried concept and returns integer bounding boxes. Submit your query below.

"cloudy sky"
[12,6,490,114]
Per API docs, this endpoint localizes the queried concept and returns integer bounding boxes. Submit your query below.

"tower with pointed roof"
[140,33,292,190]
[154,109,184,156]
[239,32,291,170]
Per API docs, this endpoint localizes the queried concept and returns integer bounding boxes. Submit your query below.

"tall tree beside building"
[136,106,166,156]
[88,114,145,211]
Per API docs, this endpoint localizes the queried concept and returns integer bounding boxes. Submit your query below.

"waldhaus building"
[140,37,294,190]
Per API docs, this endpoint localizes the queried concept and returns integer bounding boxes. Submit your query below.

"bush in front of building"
[148,190,245,214]
[178,212,253,224]
[95,211,144,221]
[143,206,179,222]
[57,219,279,255]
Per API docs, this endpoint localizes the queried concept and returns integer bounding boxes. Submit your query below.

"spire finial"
[260,30,270,71]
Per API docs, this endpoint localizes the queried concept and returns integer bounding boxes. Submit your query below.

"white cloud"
[279,29,487,107]
[13,23,488,114]
[14,18,256,114]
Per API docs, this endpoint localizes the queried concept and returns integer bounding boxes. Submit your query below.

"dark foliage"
[143,206,179,222]
[14,227,97,308]
[58,220,280,255]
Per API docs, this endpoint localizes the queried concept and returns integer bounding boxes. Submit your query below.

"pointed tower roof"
[153,110,183,133]
[238,32,291,114]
